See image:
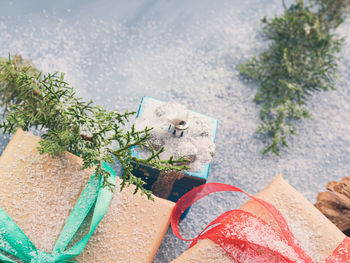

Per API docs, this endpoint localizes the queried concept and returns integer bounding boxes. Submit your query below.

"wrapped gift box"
[172,175,347,263]
[131,96,218,202]
[0,129,174,262]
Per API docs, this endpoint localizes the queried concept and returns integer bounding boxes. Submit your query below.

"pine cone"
[315,177,350,236]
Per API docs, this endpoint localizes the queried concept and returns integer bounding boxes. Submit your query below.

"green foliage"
[238,0,350,156]
[0,55,189,199]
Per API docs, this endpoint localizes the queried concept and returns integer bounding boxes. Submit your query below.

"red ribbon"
[171,183,350,263]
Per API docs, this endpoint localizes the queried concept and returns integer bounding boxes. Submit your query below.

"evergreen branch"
[0,55,189,199]
[238,0,350,156]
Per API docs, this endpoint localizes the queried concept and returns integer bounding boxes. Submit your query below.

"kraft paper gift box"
[172,175,347,263]
[0,129,174,262]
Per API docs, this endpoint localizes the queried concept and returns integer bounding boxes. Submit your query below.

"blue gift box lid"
[131,96,218,181]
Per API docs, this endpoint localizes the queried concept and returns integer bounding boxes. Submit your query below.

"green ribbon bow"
[0,162,116,263]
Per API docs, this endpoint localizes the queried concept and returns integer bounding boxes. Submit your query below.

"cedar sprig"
[238,0,350,156]
[0,55,189,199]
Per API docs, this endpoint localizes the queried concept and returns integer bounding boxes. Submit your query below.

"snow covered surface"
[134,98,215,172]
[0,0,349,262]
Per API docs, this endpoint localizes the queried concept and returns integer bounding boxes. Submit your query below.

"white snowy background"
[0,0,349,262]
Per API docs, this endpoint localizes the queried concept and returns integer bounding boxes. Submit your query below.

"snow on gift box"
[171,175,350,263]
[0,129,174,263]
[131,97,218,202]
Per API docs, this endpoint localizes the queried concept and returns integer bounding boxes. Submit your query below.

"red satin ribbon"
[171,183,350,263]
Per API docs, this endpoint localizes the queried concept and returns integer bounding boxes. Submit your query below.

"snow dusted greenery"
[238,0,350,156]
[0,55,188,198]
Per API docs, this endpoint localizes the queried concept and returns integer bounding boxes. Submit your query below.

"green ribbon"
[0,162,116,263]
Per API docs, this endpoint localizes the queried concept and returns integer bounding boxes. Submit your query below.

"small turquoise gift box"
[130,96,218,204]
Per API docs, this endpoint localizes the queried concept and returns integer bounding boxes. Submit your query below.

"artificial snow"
[0,0,350,262]
[134,100,215,172]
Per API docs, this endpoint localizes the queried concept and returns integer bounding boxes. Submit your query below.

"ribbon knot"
[30,250,55,263]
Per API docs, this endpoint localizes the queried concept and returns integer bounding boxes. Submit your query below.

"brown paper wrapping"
[172,175,346,263]
[0,129,174,263]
